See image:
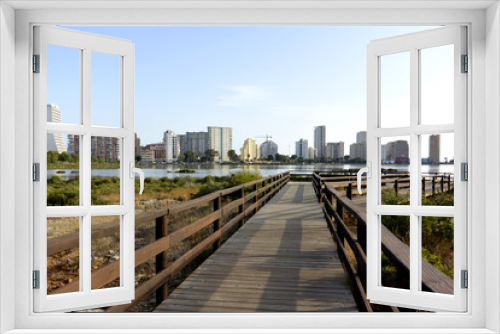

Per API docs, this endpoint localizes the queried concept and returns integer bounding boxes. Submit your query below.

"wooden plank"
[155,183,358,313]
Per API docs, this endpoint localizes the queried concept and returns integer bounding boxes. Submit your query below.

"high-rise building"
[350,143,365,161]
[185,131,209,157]
[356,131,367,144]
[208,126,232,162]
[47,104,66,153]
[68,135,120,162]
[314,126,326,158]
[429,134,441,164]
[163,130,179,163]
[350,131,367,161]
[67,135,80,156]
[295,139,308,159]
[308,147,317,160]
[260,140,279,158]
[240,138,260,162]
[326,142,344,162]
[178,134,186,156]
[91,137,120,162]
[385,140,409,164]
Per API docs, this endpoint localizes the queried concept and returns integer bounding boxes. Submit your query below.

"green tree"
[185,150,195,162]
[291,154,297,160]
[204,149,218,162]
[47,151,58,164]
[58,151,71,162]
[227,149,239,163]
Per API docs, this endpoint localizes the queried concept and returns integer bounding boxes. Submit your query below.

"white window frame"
[0,1,498,333]
[366,26,467,312]
[33,26,136,312]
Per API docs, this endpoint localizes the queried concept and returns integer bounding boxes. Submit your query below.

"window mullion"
[81,48,92,294]
[409,47,420,294]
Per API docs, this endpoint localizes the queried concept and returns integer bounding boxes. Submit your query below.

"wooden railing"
[313,171,453,201]
[312,172,453,312]
[48,172,290,311]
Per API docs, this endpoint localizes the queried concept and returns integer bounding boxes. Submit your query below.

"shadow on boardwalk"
[155,182,357,312]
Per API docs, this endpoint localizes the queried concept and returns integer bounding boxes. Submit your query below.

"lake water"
[48,163,455,180]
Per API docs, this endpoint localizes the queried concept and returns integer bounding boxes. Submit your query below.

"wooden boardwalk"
[155,182,357,312]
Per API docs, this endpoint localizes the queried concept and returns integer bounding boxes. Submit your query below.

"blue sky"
[48,25,454,160]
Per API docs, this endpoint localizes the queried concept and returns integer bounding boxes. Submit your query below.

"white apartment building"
[163,130,180,163]
[295,138,308,159]
[308,147,317,160]
[46,104,66,154]
[207,126,232,162]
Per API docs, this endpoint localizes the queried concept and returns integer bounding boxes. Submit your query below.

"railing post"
[440,175,444,193]
[336,200,344,244]
[254,183,259,213]
[155,214,169,306]
[213,194,222,250]
[448,174,451,192]
[239,187,245,227]
[432,177,436,196]
[347,183,352,200]
[394,179,398,196]
[422,177,425,196]
[320,183,325,203]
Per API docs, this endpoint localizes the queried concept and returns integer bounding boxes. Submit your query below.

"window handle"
[129,162,144,194]
[357,162,371,195]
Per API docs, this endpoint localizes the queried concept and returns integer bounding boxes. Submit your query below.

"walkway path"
[155,182,357,312]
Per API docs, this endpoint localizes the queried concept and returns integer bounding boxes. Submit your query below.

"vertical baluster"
[239,187,245,227]
[155,214,169,305]
[213,195,222,250]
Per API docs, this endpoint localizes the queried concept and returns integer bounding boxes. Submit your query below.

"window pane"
[420,133,454,206]
[380,136,410,205]
[421,216,454,295]
[47,45,81,125]
[420,45,454,125]
[91,52,121,127]
[47,133,80,206]
[380,52,410,128]
[91,215,121,290]
[91,137,121,205]
[381,215,410,290]
[47,217,80,295]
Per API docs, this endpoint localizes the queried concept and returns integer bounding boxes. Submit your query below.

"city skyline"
[47,25,455,157]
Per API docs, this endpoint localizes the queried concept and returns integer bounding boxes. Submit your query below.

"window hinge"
[33,163,40,182]
[33,54,40,73]
[461,54,468,73]
[461,162,468,181]
[461,270,468,289]
[33,270,40,289]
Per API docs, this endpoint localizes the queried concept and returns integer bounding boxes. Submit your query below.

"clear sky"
[48,25,454,161]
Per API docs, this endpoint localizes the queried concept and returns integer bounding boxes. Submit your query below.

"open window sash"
[366,26,467,312]
[33,26,135,312]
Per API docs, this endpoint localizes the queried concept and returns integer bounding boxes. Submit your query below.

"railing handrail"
[48,172,291,311]
[313,171,454,312]
[47,172,290,256]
